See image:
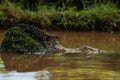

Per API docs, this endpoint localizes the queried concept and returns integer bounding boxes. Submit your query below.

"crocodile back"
[16,23,60,41]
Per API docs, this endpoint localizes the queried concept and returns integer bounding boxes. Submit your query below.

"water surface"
[0,30,120,80]
[0,54,120,80]
[49,31,120,51]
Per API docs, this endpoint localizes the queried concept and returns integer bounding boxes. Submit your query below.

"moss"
[0,27,46,54]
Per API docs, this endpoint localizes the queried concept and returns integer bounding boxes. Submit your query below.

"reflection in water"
[0,57,6,72]
[0,70,50,80]
[48,55,120,80]
[1,54,120,80]
[1,54,57,72]
[0,31,120,80]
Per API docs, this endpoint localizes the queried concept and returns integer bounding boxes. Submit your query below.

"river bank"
[0,1,120,32]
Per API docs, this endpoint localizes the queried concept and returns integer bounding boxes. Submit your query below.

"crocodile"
[16,23,60,41]
[0,24,116,57]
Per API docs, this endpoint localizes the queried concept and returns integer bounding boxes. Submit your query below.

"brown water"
[49,31,120,51]
[0,30,120,80]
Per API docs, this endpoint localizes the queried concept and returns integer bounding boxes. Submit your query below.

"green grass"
[0,1,120,32]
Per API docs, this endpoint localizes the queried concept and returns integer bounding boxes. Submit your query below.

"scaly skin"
[16,23,60,41]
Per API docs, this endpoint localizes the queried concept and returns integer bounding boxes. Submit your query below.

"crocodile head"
[45,35,60,41]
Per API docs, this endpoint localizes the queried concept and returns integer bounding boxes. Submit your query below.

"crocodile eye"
[55,36,58,39]
[56,36,60,40]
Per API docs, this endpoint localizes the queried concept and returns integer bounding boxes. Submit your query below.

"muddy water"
[0,30,120,80]
[49,31,120,51]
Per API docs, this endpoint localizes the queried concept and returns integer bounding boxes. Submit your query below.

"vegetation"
[0,27,56,54]
[1,27,43,53]
[0,0,120,32]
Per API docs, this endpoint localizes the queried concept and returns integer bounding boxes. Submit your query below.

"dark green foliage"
[20,0,39,11]
[3,0,39,11]
[0,0,120,31]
